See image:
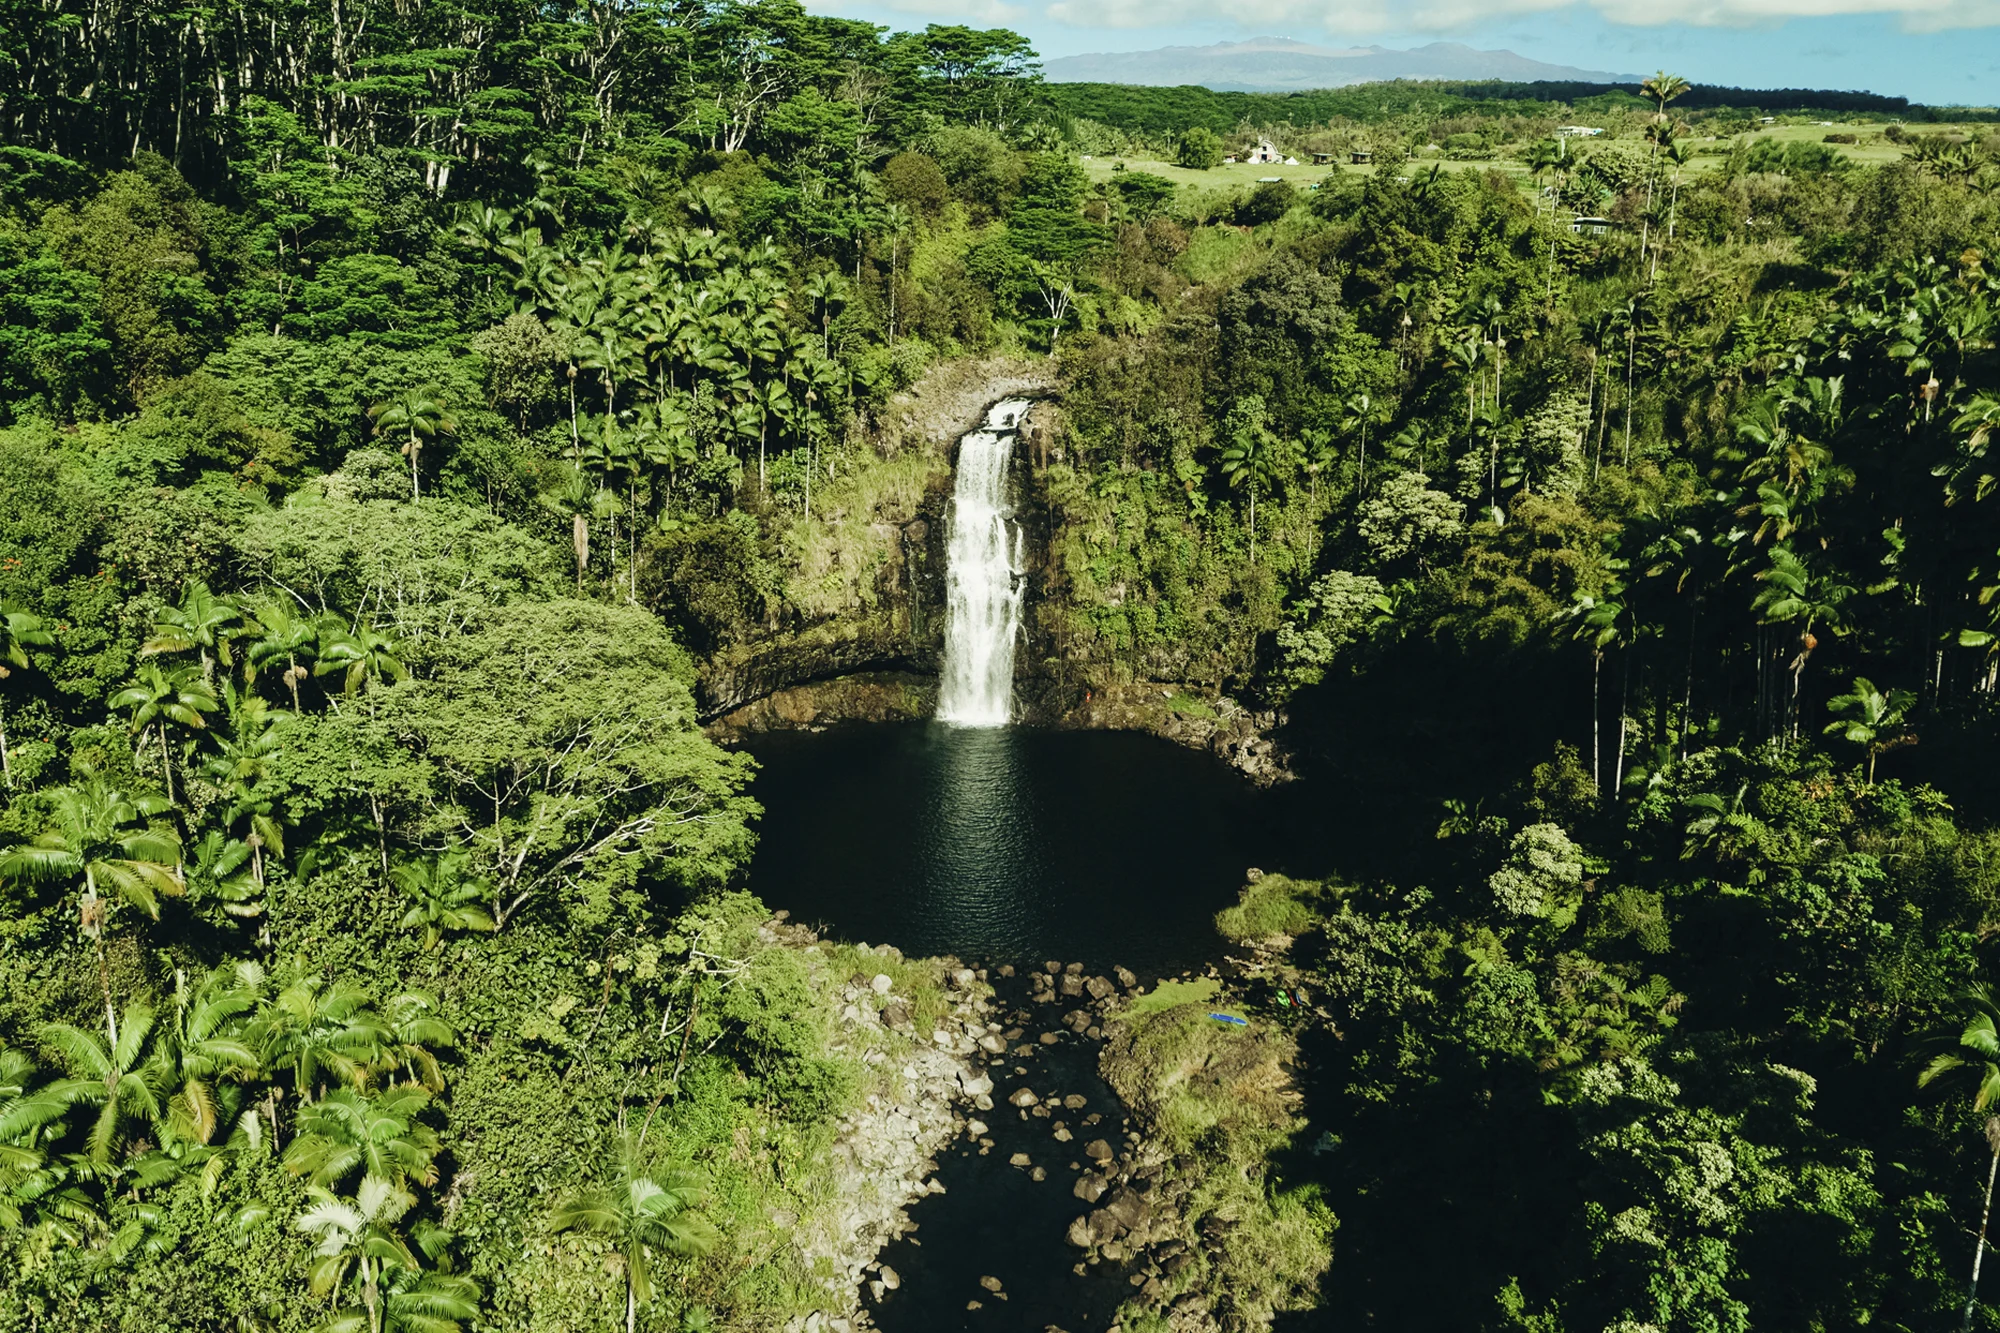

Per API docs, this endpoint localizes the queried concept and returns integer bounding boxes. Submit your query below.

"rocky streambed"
[854,960,1245,1333]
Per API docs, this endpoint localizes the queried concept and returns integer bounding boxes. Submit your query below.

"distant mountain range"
[1043,38,1638,93]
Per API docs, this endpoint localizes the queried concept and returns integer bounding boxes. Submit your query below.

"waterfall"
[937,399,1032,727]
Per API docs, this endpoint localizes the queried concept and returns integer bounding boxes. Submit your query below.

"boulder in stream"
[1008,1088,1038,1108]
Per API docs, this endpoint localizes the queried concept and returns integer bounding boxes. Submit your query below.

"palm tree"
[1446,332,1483,452]
[109,661,218,804]
[296,1174,480,1333]
[155,965,263,1148]
[1615,298,1643,467]
[368,390,459,500]
[803,270,848,359]
[1218,395,1277,561]
[314,622,408,699]
[1639,71,1692,123]
[1663,137,1697,244]
[204,689,292,907]
[1752,545,1853,742]
[1385,282,1420,371]
[285,1086,441,1190]
[551,1137,719,1333]
[142,581,242,688]
[242,596,320,710]
[1569,588,1631,794]
[0,601,56,788]
[1300,427,1336,506]
[392,854,496,951]
[0,780,183,1045]
[252,978,389,1104]
[0,1043,95,1236]
[1523,138,1562,192]
[37,1005,167,1169]
[1340,392,1376,497]
[1824,676,1917,783]
[378,993,455,1095]
[543,464,597,594]
[1919,984,2000,1333]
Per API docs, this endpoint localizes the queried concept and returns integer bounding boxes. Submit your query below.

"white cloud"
[1021,0,2000,33]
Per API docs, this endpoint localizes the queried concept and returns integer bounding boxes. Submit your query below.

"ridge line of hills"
[1043,37,1640,92]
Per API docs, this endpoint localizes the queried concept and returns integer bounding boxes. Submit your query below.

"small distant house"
[1569,215,1616,236]
[1312,151,1334,165]
[1243,138,1283,165]
[1283,156,1299,166]
[1350,149,1373,165]
[1556,125,1605,138]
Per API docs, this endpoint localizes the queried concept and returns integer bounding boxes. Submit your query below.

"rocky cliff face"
[697,360,1292,782]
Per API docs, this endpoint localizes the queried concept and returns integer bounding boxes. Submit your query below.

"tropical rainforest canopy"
[3,1,2000,1329]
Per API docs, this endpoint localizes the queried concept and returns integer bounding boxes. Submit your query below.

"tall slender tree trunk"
[1682,604,1698,757]
[409,431,421,500]
[0,697,12,787]
[1586,350,1599,482]
[84,871,117,1048]
[1591,649,1602,793]
[626,1278,638,1333]
[1624,326,1637,468]
[1963,1125,2000,1333]
[1614,649,1631,792]
[159,725,176,805]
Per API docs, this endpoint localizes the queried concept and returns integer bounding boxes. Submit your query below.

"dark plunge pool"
[742,722,1285,977]
[743,722,1296,1332]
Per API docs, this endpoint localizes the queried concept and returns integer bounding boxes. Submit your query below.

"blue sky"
[808,0,2000,104]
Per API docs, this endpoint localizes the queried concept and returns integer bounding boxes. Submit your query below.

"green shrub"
[1215,873,1325,943]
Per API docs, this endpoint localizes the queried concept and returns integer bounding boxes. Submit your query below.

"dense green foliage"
[4,0,2000,1326]
[1042,61,2000,1333]
[1048,79,1995,144]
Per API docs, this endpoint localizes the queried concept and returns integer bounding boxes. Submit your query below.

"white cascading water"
[936,399,1033,727]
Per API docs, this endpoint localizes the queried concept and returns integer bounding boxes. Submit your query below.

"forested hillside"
[2,0,2000,1328]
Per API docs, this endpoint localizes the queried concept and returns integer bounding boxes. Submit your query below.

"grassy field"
[1081,118,1979,205]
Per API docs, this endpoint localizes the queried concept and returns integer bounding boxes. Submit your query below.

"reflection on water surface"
[743,722,1278,973]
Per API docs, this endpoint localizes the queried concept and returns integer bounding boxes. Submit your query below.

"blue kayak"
[1206,1012,1249,1026]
